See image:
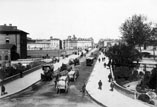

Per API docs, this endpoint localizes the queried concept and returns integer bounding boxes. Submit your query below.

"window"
[5,55,8,60]
[0,56,1,60]
[6,39,9,43]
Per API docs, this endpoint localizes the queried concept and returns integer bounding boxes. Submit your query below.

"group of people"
[98,79,114,91]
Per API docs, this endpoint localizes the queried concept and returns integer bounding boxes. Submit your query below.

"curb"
[1,80,41,99]
[86,90,107,107]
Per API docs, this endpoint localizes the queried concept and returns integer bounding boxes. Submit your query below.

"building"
[63,35,94,50]
[0,24,28,59]
[27,36,62,50]
[63,35,77,49]
[98,39,120,48]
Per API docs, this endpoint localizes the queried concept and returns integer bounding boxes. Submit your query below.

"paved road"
[0,48,100,107]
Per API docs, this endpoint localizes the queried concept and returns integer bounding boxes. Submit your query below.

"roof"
[0,44,14,49]
[0,25,28,34]
[64,38,93,41]
[0,30,29,34]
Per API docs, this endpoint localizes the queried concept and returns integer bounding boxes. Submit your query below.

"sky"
[0,0,157,43]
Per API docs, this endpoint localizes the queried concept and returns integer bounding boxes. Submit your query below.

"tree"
[105,44,142,83]
[120,14,152,51]
[149,27,157,59]
[105,43,141,67]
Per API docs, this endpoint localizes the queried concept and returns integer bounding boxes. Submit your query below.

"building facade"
[0,24,28,59]
[63,35,94,49]
[98,39,120,48]
[27,37,62,50]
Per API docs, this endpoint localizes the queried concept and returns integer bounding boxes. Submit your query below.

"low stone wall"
[27,49,78,58]
[110,67,155,107]
[113,81,135,98]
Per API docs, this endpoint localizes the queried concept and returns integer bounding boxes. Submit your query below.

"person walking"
[1,84,7,95]
[55,74,59,88]
[98,58,101,62]
[110,81,114,91]
[98,80,102,90]
[81,83,86,97]
[108,73,112,82]
[104,62,106,68]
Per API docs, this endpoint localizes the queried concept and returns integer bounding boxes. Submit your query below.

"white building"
[99,39,120,48]
[63,35,94,50]
[27,37,62,50]
[77,38,93,49]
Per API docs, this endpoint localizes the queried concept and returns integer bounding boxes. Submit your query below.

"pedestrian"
[104,62,106,68]
[20,70,23,78]
[1,84,7,95]
[55,74,59,88]
[81,83,86,97]
[108,73,112,82]
[98,80,102,90]
[98,58,101,62]
[110,81,114,91]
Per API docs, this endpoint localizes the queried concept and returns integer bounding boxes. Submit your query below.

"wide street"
[0,49,101,107]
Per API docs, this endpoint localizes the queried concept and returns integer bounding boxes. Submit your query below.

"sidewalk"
[0,54,79,99]
[86,53,151,107]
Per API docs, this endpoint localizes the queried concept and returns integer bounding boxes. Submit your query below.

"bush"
[138,94,150,103]
[130,70,138,80]
[148,100,155,105]
[114,66,132,81]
